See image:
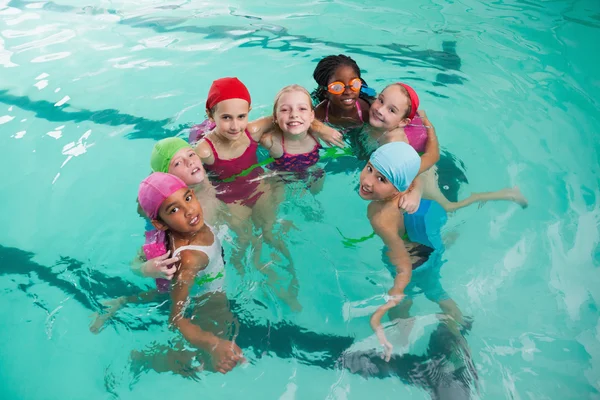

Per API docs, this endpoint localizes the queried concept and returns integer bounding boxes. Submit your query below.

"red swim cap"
[206,77,251,111]
[397,83,419,120]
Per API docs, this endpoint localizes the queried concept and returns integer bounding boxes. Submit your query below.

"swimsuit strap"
[244,128,254,143]
[325,100,363,123]
[171,224,217,258]
[203,136,220,160]
[309,133,320,152]
[355,100,364,122]
[173,244,213,258]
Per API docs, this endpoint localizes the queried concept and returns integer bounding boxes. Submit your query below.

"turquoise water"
[1,0,599,398]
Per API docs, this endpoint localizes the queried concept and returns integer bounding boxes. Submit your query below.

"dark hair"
[311,54,374,104]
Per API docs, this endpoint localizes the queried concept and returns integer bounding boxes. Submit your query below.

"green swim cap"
[150,137,191,173]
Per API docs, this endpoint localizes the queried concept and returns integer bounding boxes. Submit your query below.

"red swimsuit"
[204,130,263,207]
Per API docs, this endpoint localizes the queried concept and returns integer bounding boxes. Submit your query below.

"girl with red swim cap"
[365,83,528,213]
[195,77,338,311]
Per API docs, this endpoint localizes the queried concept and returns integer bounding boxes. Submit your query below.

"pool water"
[1,0,599,399]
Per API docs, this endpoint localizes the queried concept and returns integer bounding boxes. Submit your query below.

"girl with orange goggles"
[325,77,362,95]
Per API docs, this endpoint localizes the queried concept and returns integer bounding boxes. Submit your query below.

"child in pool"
[312,54,372,129]
[90,138,225,333]
[194,77,293,273]
[366,82,528,212]
[261,84,325,194]
[195,78,338,310]
[358,142,467,360]
[136,172,244,374]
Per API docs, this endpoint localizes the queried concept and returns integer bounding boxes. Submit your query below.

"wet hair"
[273,84,314,118]
[311,54,374,104]
[383,83,412,120]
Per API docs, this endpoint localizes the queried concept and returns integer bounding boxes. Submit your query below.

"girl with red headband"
[366,83,529,212]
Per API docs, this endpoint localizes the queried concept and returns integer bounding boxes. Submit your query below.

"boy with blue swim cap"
[359,142,467,360]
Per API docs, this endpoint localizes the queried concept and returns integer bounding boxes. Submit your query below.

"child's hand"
[374,325,394,362]
[210,339,245,374]
[417,109,428,120]
[142,253,180,280]
[370,292,404,362]
[318,126,345,148]
[398,189,421,214]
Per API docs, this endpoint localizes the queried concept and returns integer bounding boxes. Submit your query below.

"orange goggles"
[326,78,362,95]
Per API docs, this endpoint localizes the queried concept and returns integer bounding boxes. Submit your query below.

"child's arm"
[372,215,413,297]
[417,110,440,175]
[247,117,277,142]
[398,175,424,214]
[368,206,413,361]
[248,116,345,148]
[259,132,284,159]
[170,252,244,374]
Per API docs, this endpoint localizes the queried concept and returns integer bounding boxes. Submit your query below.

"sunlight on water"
[0,0,599,399]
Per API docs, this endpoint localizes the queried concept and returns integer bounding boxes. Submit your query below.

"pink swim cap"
[138,172,187,219]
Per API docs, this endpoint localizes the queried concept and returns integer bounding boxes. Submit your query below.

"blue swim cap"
[369,142,421,192]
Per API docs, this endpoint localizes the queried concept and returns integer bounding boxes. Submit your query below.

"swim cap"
[138,172,187,219]
[397,83,419,120]
[206,77,251,111]
[150,137,191,173]
[370,142,421,192]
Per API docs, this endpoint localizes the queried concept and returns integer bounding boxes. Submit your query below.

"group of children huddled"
[92,54,528,373]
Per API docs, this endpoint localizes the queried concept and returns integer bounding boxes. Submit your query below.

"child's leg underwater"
[222,202,254,275]
[251,185,302,311]
[421,165,528,212]
[90,289,162,334]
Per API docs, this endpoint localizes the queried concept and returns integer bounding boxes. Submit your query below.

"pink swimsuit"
[324,100,365,127]
[268,135,321,173]
[405,115,428,153]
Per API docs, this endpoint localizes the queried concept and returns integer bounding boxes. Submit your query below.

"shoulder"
[368,201,402,234]
[177,248,209,278]
[247,117,276,141]
[314,101,327,121]
[261,131,283,157]
[195,138,213,159]
[245,122,261,141]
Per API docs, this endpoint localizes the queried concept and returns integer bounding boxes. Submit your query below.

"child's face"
[168,148,206,185]
[156,188,204,233]
[275,90,314,135]
[327,65,361,111]
[358,162,399,201]
[210,99,250,141]
[369,85,410,130]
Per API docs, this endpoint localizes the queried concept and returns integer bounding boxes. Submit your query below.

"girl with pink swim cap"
[108,172,244,374]
[90,138,227,334]
[365,82,529,213]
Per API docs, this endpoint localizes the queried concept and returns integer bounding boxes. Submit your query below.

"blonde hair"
[272,84,314,118]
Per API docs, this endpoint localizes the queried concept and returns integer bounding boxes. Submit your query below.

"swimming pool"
[1,0,599,398]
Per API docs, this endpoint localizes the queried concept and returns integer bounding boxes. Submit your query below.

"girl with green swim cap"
[147,137,224,228]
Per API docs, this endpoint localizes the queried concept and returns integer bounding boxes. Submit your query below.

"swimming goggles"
[326,78,362,95]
